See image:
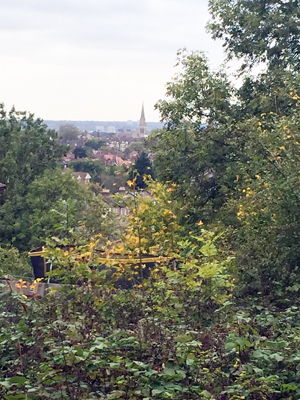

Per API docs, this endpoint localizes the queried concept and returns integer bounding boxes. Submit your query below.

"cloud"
[0,0,225,120]
[0,0,211,52]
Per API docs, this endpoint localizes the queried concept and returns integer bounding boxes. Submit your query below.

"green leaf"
[152,387,165,395]
[9,376,27,385]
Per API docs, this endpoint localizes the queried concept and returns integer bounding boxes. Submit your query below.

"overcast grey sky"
[0,0,226,122]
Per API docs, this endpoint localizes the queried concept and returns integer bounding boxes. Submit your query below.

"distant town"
[44,110,162,134]
[55,105,157,196]
[58,104,154,156]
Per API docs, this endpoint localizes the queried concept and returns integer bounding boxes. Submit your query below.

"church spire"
[132,103,148,138]
[140,103,146,126]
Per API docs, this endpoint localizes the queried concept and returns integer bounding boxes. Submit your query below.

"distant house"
[101,154,116,166]
[80,130,93,141]
[99,153,131,167]
[116,156,131,168]
[0,183,6,195]
[101,188,130,217]
[101,187,152,217]
[62,168,91,185]
[60,151,76,168]
[130,150,139,163]
[73,172,91,184]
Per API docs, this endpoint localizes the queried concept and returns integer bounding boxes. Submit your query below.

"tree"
[117,179,183,256]
[0,105,65,250]
[25,167,120,248]
[151,46,300,297]
[129,141,147,155]
[155,49,233,128]
[236,69,300,118]
[84,139,106,150]
[129,152,154,189]
[208,0,300,71]
[0,245,32,278]
[58,124,81,143]
[0,105,65,191]
[123,147,131,159]
[73,147,87,159]
[27,168,88,247]
[150,50,234,225]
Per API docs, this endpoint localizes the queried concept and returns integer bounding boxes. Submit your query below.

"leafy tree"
[129,152,154,189]
[80,194,120,241]
[123,147,131,159]
[73,146,87,159]
[155,49,233,127]
[100,173,128,194]
[151,47,300,297]
[150,51,234,225]
[58,124,81,143]
[236,68,300,118]
[27,168,88,247]
[84,139,106,150]
[129,140,147,155]
[26,168,120,248]
[208,0,300,70]
[113,179,183,257]
[0,105,65,191]
[0,105,65,250]
[0,245,32,278]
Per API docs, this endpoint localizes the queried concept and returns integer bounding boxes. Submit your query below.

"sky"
[0,0,227,122]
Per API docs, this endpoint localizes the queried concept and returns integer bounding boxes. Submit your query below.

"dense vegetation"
[2,0,300,398]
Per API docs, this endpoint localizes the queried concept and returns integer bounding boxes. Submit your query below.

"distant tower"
[133,104,148,138]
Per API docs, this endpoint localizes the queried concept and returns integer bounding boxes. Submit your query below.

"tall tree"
[0,105,65,250]
[73,147,87,159]
[150,50,234,224]
[27,168,88,247]
[58,124,81,143]
[151,46,300,297]
[208,0,300,70]
[129,152,154,189]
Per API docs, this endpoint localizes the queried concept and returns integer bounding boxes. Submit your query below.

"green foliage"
[151,46,300,298]
[237,69,300,118]
[0,105,64,192]
[27,168,88,247]
[128,152,154,189]
[1,233,300,399]
[0,222,235,399]
[0,246,32,278]
[100,166,128,194]
[117,179,183,256]
[208,0,300,70]
[79,194,120,241]
[84,139,106,150]
[129,141,147,155]
[155,49,233,126]
[58,124,81,143]
[0,105,65,250]
[4,2,300,398]
[73,147,87,159]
